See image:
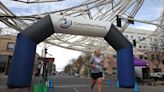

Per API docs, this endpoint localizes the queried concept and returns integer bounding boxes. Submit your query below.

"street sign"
[38,57,55,62]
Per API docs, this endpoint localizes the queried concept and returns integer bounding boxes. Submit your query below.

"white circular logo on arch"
[59,18,72,28]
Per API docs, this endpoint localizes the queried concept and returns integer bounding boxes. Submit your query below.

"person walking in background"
[104,53,114,81]
[89,49,104,92]
[36,61,42,76]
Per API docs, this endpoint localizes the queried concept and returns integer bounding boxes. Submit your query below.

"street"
[48,75,164,92]
[0,75,164,92]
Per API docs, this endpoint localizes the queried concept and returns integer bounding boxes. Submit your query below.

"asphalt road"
[48,75,164,92]
[0,75,164,92]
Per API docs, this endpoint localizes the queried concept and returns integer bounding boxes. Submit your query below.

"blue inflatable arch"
[7,14,135,88]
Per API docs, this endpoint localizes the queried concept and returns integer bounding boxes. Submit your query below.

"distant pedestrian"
[37,61,42,76]
[104,54,114,80]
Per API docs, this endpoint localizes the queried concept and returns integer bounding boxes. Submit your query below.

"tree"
[66,52,92,77]
[64,52,92,77]
[149,29,164,72]
[64,64,73,75]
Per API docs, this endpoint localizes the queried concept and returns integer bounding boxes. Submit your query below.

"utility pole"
[42,43,48,84]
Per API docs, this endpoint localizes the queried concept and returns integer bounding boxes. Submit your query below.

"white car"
[75,73,80,77]
[150,72,164,78]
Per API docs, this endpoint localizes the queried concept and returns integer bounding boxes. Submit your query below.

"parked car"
[75,73,80,77]
[150,72,164,81]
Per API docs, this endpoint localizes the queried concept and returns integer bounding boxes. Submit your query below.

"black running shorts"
[91,72,103,80]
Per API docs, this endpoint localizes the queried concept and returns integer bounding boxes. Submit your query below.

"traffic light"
[133,39,136,47]
[45,48,47,54]
[128,16,134,24]
[116,15,121,27]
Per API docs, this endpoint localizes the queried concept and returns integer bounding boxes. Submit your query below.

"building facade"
[123,28,164,72]
[0,35,42,75]
[0,35,16,75]
[103,28,164,74]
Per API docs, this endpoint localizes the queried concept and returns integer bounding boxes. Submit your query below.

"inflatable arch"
[7,14,135,88]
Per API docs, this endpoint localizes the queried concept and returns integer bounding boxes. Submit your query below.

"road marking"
[54,85,109,88]
[54,85,89,88]
[73,88,80,92]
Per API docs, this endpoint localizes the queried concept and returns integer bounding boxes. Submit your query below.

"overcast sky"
[129,0,163,30]
[1,0,163,71]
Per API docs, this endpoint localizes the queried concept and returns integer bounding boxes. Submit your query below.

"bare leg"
[90,79,96,92]
[97,77,102,92]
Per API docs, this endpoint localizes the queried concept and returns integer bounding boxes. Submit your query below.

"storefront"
[134,57,149,80]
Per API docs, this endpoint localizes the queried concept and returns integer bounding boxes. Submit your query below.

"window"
[151,54,155,60]
[144,57,148,60]
[143,46,146,48]
[162,60,164,64]
[113,55,117,58]
[138,36,141,40]
[131,35,133,39]
[151,47,153,50]
[0,55,8,63]
[7,42,15,51]
[125,35,128,39]
[139,45,142,48]
[150,38,152,41]
[139,55,143,59]
[155,47,158,50]
[154,38,157,41]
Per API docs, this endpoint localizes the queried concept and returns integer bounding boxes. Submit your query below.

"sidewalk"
[0,75,29,92]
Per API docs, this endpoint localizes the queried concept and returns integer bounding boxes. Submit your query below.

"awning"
[134,57,148,66]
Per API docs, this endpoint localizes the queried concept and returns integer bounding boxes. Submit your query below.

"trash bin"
[33,84,42,92]
[33,84,48,92]
[49,79,54,88]
[43,84,48,92]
